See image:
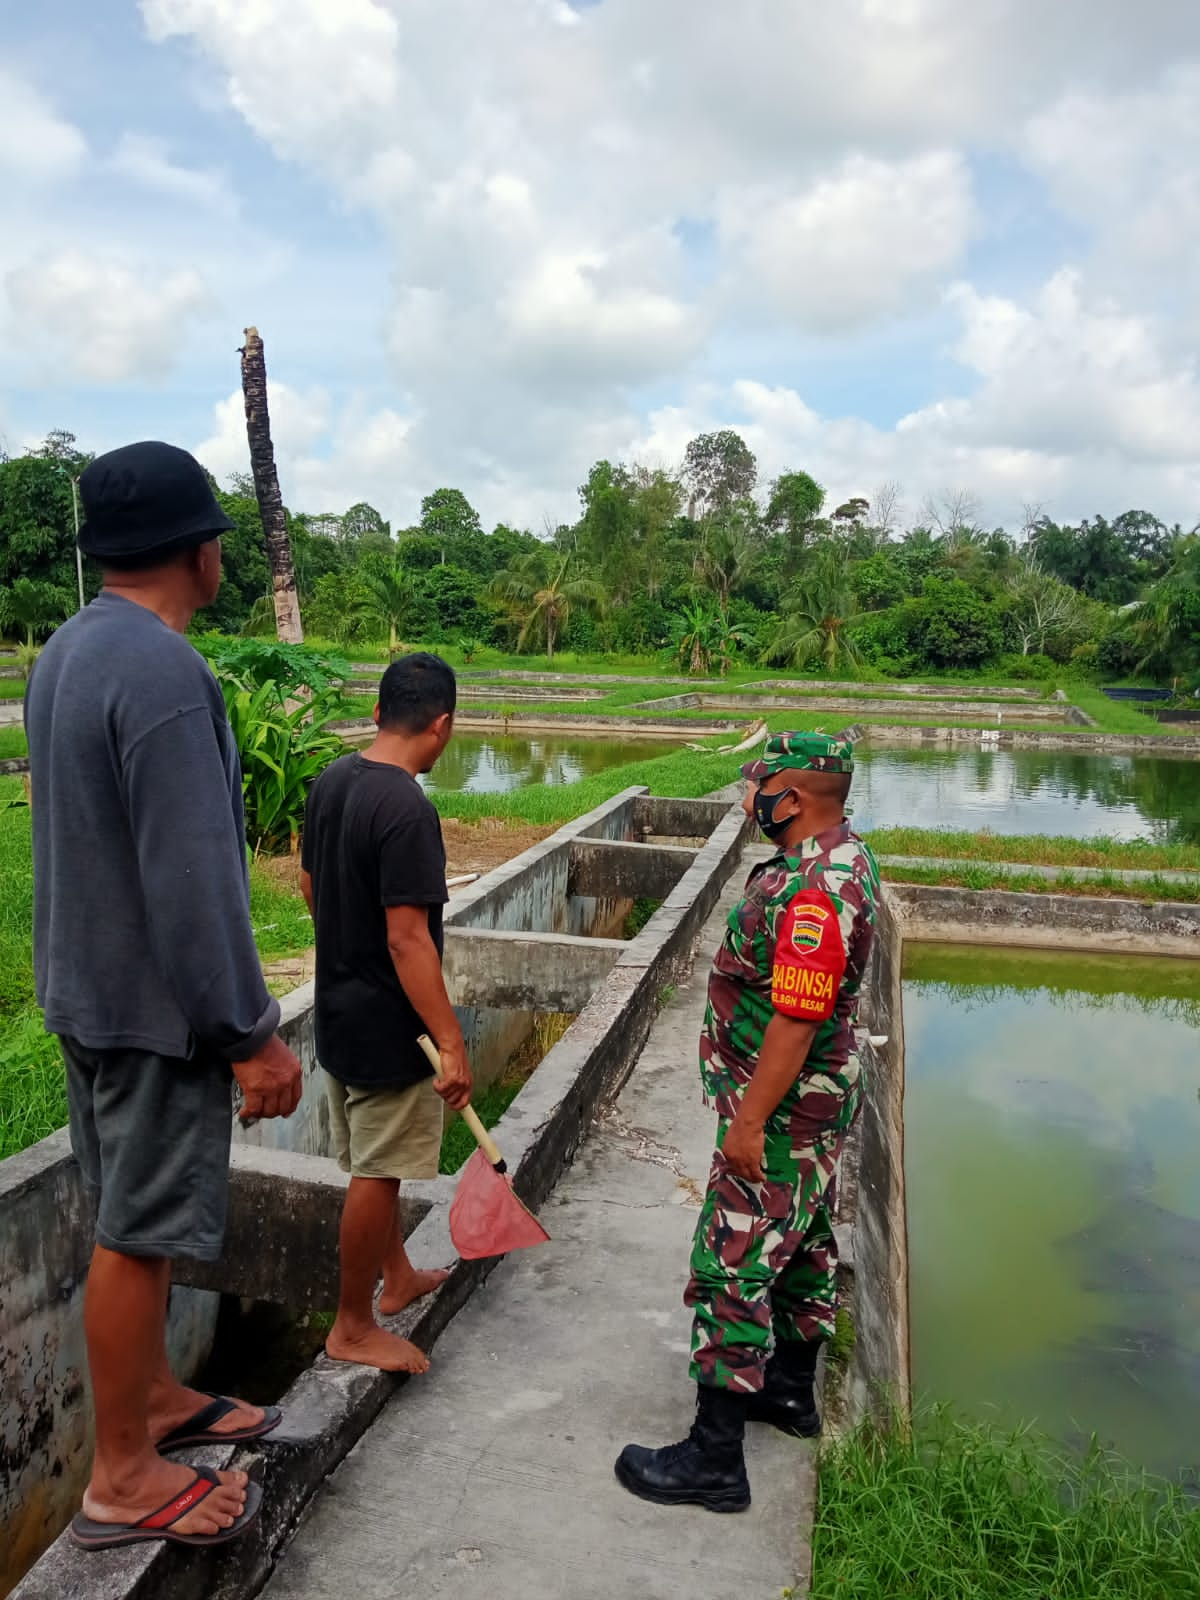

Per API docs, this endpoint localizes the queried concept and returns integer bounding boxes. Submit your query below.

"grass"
[437,1012,573,1173]
[867,827,1200,873]
[1070,684,1197,736]
[429,744,742,824]
[0,726,27,759]
[0,678,26,699]
[812,1406,1200,1599]
[881,861,1200,903]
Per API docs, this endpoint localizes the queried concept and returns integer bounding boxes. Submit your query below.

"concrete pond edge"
[12,792,754,1600]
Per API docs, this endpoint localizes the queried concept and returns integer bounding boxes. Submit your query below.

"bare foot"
[325,1322,432,1373]
[150,1382,266,1444]
[83,1455,248,1536]
[379,1267,449,1316]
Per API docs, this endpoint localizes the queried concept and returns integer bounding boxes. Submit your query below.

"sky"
[3,0,1200,535]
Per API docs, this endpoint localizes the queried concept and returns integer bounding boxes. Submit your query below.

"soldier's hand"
[233,1034,303,1121]
[722,1116,766,1184]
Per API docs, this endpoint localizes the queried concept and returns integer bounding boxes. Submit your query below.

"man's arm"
[301,867,314,915]
[122,706,301,1119]
[385,903,472,1110]
[723,885,848,1182]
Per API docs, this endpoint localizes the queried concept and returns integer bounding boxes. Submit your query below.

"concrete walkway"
[262,893,813,1600]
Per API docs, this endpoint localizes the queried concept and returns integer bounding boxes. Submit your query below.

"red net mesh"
[448,1149,551,1260]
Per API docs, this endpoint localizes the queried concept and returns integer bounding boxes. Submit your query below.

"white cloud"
[4,252,214,383]
[0,69,87,182]
[718,153,973,331]
[110,133,237,214]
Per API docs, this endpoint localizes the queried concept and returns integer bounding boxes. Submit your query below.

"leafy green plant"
[196,635,351,696]
[221,679,345,853]
[458,635,484,663]
[0,577,72,647]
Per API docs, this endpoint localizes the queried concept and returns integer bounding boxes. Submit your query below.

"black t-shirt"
[302,753,448,1088]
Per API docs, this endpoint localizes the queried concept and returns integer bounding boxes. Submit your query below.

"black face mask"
[753,784,798,841]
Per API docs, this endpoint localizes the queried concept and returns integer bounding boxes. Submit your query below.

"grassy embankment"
[811,1407,1200,1600]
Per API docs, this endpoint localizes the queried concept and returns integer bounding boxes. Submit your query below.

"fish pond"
[854,745,1200,842]
[419,731,681,795]
[903,942,1200,1482]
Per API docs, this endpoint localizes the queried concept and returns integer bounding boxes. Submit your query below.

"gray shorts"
[62,1036,234,1262]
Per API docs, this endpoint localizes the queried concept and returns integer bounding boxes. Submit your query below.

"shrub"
[221,679,345,853]
[195,635,351,696]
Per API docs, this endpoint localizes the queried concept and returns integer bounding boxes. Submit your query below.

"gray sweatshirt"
[25,592,280,1061]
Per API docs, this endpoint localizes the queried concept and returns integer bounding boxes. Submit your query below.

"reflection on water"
[854,745,1200,841]
[422,733,680,794]
[903,943,1200,1481]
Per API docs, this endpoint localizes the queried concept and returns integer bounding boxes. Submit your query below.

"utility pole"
[70,476,84,612]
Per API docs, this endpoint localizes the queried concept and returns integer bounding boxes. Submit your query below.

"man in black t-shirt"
[302,653,471,1373]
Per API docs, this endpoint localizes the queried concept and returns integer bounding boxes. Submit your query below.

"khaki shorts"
[324,1073,444,1180]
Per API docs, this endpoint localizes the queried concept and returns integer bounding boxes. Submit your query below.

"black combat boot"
[614,1385,751,1512]
[744,1338,822,1437]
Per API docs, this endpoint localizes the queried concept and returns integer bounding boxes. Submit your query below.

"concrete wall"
[838,891,910,1422]
[0,1132,220,1592]
[629,691,1074,724]
[864,724,1200,756]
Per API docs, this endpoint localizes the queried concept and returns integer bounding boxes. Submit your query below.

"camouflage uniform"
[686,735,880,1394]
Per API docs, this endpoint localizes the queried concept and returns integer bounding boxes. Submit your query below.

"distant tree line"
[2,427,1197,685]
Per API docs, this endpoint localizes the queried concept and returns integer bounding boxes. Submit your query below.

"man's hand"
[432,1037,473,1111]
[233,1034,303,1122]
[722,1115,766,1184]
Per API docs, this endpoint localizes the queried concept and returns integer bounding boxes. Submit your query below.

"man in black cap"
[25,441,303,1551]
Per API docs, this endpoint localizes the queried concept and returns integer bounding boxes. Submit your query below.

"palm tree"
[240,326,303,643]
[492,551,604,661]
[354,559,411,658]
[0,578,71,654]
[671,598,754,676]
[697,515,753,609]
[763,547,862,675]
[1132,536,1200,680]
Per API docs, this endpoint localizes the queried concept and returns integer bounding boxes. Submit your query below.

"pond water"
[420,732,681,794]
[903,943,1200,1482]
[853,744,1200,841]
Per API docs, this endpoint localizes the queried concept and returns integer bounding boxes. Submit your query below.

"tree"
[240,325,303,642]
[763,547,862,675]
[764,470,825,573]
[492,550,604,660]
[420,488,482,565]
[354,557,413,658]
[1131,536,1200,681]
[697,506,756,608]
[340,501,390,543]
[683,430,757,517]
[909,577,1005,669]
[671,598,754,676]
[0,576,72,646]
[871,481,903,541]
[1007,558,1090,657]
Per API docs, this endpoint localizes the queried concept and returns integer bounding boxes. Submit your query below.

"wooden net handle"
[416,1034,504,1169]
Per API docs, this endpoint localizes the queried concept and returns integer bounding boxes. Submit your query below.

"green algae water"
[903,943,1200,1483]
[419,731,679,794]
[854,746,1200,841]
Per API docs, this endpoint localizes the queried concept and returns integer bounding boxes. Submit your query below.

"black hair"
[378,652,457,733]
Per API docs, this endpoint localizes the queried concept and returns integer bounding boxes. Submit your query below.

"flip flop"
[69,1467,263,1550]
[156,1394,282,1452]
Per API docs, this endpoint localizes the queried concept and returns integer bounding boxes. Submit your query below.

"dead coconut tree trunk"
[240,325,303,643]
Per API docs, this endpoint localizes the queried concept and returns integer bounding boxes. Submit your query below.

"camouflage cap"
[741,731,855,782]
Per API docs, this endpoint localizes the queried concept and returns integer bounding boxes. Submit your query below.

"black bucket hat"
[78,440,234,562]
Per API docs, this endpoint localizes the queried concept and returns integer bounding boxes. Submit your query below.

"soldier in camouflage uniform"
[616,733,880,1513]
